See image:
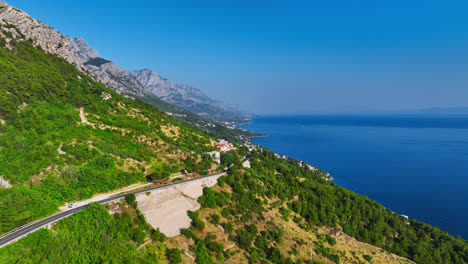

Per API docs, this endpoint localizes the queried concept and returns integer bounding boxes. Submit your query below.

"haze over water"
[241,115,468,239]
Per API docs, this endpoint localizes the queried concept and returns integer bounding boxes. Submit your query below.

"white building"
[207,151,221,164]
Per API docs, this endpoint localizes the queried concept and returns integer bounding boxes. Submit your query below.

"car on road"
[68,203,77,208]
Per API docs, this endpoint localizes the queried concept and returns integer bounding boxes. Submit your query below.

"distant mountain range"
[67,37,250,124]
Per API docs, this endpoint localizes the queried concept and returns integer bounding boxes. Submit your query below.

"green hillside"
[0,35,216,233]
[177,150,468,263]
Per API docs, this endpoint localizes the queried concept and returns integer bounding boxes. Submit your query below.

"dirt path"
[79,107,95,127]
[57,143,66,155]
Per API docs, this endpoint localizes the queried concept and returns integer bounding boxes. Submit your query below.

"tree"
[195,240,213,264]
[166,248,182,264]
[220,150,238,165]
[151,228,166,242]
[125,193,136,204]
[133,228,145,244]
[363,254,373,262]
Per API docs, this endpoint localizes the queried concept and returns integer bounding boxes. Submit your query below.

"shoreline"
[248,134,268,140]
[237,116,468,239]
[236,119,268,140]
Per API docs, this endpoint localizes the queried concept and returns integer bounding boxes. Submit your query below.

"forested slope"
[172,150,468,263]
[0,33,216,233]
[2,148,467,263]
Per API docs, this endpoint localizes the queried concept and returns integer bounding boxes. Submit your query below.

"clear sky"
[7,0,468,114]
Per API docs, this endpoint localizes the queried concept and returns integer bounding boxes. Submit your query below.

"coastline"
[239,114,468,239]
[240,121,332,182]
[248,134,268,140]
[236,120,268,140]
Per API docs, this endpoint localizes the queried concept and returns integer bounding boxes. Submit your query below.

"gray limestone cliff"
[0,1,85,70]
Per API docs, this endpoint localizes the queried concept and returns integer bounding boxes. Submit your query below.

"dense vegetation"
[0,202,183,263]
[0,34,215,233]
[189,149,468,263]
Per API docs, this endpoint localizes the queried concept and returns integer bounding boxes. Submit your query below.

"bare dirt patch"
[136,174,225,237]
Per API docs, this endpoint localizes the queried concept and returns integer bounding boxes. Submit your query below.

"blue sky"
[7,0,468,114]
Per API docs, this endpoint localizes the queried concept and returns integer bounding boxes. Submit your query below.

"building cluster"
[206,139,237,164]
[243,141,259,152]
[273,153,335,181]
[101,92,112,100]
[165,112,186,118]
[219,121,237,129]
[217,139,237,152]
[306,164,318,172]
[298,160,319,172]
[274,153,288,160]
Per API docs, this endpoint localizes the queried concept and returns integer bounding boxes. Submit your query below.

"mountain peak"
[0,1,85,70]
[67,36,100,63]
[65,35,250,123]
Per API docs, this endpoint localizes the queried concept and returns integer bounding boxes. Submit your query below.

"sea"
[240,115,468,239]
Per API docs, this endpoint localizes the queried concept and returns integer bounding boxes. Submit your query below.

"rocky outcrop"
[66,36,150,98]
[86,60,151,98]
[66,36,99,62]
[0,1,85,70]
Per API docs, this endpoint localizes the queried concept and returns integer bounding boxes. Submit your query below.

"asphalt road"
[0,170,228,248]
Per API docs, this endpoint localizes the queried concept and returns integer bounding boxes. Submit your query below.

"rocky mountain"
[0,1,84,70]
[0,0,249,124]
[65,36,151,98]
[129,69,219,109]
[67,36,99,63]
[66,36,250,123]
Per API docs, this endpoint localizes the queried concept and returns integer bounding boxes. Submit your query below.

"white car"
[68,203,77,208]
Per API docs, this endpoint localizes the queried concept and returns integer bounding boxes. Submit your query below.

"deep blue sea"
[241,115,468,239]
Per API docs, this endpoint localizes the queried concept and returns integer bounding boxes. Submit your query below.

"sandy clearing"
[0,175,12,188]
[136,174,224,237]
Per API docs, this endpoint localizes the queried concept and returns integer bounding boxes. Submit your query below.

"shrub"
[363,255,373,262]
[166,247,182,264]
[125,193,136,204]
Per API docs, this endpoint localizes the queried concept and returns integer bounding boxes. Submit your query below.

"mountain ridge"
[65,36,257,142]
[66,36,250,123]
[0,1,84,70]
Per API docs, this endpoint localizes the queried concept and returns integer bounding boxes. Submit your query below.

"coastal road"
[0,170,229,248]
